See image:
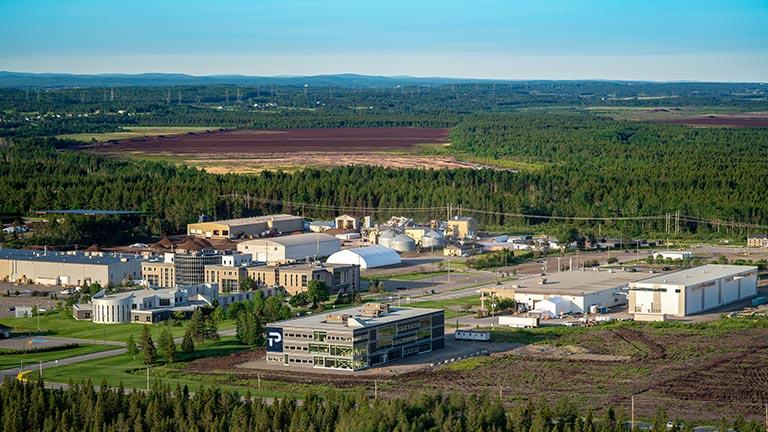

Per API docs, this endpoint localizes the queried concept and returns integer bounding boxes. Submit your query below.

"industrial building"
[0,248,143,287]
[73,284,255,324]
[445,216,479,239]
[654,251,694,260]
[326,245,401,269]
[237,233,340,263]
[629,265,758,320]
[485,270,649,317]
[265,303,444,370]
[187,214,304,239]
[334,214,359,231]
[247,262,360,295]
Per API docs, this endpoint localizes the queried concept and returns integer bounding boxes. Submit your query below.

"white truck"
[498,316,539,328]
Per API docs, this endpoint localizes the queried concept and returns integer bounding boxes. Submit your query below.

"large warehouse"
[187,214,304,239]
[629,264,758,320]
[485,270,649,317]
[237,233,340,263]
[326,245,401,269]
[0,249,143,287]
[265,303,444,371]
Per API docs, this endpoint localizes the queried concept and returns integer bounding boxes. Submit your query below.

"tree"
[307,280,329,307]
[188,309,205,343]
[158,328,176,364]
[240,277,256,291]
[181,328,195,354]
[126,334,138,359]
[289,292,310,307]
[139,325,157,365]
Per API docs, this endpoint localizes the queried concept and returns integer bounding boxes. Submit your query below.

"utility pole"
[146,366,150,391]
[631,395,635,432]
[374,380,378,399]
[39,360,42,379]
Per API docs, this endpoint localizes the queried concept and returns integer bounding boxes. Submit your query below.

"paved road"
[0,327,238,380]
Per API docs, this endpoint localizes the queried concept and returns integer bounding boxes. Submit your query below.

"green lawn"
[408,295,482,319]
[58,126,215,142]
[0,313,235,343]
[38,336,354,399]
[0,344,116,371]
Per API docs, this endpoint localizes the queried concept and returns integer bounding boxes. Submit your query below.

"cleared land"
[83,127,484,172]
[180,318,768,422]
[589,107,768,127]
[59,126,215,142]
[91,128,450,153]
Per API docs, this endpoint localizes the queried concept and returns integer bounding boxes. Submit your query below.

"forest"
[1,109,767,246]
[1,379,764,432]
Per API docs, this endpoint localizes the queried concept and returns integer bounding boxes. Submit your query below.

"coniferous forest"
[2,379,766,432]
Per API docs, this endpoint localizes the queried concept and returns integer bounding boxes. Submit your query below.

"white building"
[326,245,401,269]
[654,251,694,260]
[629,264,758,320]
[500,270,650,315]
[80,283,256,324]
[237,233,341,263]
[454,330,490,341]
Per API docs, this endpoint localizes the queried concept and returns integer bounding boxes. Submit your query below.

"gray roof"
[269,305,442,331]
[0,248,143,266]
[195,214,301,228]
[632,264,758,287]
[241,233,338,247]
[507,270,652,296]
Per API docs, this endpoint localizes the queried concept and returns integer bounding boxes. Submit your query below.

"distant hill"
[0,71,502,88]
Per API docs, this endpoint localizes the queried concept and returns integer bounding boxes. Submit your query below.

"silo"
[377,229,398,249]
[421,229,445,248]
[390,233,416,252]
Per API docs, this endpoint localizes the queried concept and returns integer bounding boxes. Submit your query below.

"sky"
[1,0,767,81]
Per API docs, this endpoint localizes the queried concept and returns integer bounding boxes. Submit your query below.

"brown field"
[90,128,451,154]
[590,107,768,127]
[88,127,462,171]
[186,322,768,422]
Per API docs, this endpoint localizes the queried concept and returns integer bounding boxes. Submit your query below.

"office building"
[265,303,444,371]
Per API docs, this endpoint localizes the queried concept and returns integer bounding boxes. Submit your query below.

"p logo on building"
[266,327,283,352]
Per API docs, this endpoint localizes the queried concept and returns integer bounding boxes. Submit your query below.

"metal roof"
[269,305,442,331]
[191,214,301,228]
[0,248,143,265]
[631,264,758,287]
[508,269,652,296]
[240,233,338,247]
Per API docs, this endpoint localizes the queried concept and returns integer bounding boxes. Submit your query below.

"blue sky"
[1,0,766,81]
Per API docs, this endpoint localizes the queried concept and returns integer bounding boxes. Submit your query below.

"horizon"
[1,0,767,82]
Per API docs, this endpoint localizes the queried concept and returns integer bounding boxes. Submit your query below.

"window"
[313,331,327,342]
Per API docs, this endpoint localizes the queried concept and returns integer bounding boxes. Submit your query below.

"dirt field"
[91,128,450,153]
[184,321,768,422]
[591,107,768,127]
[186,152,481,174]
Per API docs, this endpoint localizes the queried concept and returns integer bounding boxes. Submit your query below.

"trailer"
[454,330,491,341]
[498,315,539,328]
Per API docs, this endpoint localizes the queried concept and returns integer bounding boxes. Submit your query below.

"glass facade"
[174,252,221,286]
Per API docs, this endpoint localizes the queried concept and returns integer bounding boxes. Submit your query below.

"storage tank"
[421,229,445,248]
[389,233,416,252]
[377,229,398,249]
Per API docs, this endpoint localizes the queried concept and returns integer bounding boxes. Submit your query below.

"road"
[0,328,238,380]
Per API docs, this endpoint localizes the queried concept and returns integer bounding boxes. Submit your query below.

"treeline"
[1,127,766,248]
[1,379,764,432]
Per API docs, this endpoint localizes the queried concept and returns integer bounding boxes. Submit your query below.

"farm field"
[85,127,466,172]
[59,126,216,142]
[180,318,768,422]
[91,127,450,153]
[588,107,768,127]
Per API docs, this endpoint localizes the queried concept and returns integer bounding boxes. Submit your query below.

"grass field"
[0,313,236,343]
[408,295,481,318]
[38,336,352,399]
[58,126,215,142]
[0,344,116,370]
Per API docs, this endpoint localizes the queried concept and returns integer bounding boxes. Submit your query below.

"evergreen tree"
[158,328,176,364]
[126,334,138,359]
[139,325,158,365]
[181,328,195,354]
